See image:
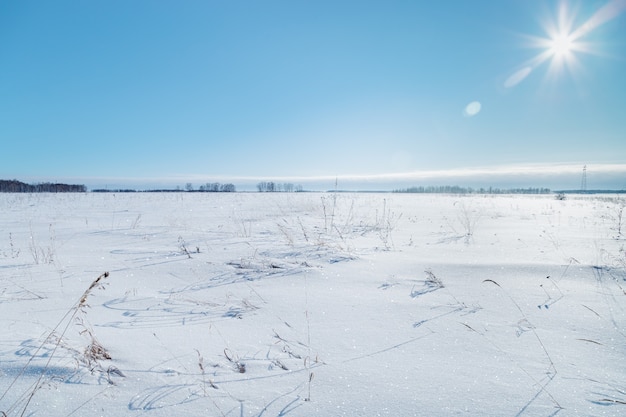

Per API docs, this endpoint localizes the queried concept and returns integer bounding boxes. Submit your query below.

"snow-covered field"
[1,192,625,416]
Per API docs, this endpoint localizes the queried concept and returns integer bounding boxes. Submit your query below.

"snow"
[1,192,625,416]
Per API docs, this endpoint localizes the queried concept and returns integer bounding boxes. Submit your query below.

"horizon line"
[5,162,626,191]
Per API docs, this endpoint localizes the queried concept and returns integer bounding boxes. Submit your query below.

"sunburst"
[504,0,626,88]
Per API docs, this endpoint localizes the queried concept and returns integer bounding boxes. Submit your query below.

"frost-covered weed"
[0,272,113,416]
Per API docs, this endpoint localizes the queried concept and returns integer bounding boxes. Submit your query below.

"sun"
[538,2,584,78]
[545,29,579,76]
[549,33,575,58]
[503,0,626,89]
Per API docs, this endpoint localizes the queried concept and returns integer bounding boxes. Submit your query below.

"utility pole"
[581,165,587,192]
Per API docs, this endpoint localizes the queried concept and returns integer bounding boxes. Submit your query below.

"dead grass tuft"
[0,272,113,416]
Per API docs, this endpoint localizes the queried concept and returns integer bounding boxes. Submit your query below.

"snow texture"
[1,192,625,416]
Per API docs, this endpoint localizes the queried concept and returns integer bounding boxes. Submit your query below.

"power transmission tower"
[581,165,587,192]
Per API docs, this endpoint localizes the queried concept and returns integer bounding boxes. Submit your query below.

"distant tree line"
[92,189,138,193]
[393,186,552,194]
[92,183,237,193]
[194,182,236,192]
[256,182,303,192]
[183,182,236,192]
[0,179,87,193]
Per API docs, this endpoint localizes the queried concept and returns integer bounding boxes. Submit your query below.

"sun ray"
[570,0,626,41]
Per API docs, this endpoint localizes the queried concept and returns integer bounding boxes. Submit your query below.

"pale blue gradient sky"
[1,0,625,190]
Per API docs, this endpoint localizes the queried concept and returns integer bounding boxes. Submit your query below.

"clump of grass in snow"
[178,235,199,258]
[601,198,625,239]
[0,272,114,417]
[411,269,445,298]
[442,201,480,244]
[27,223,56,265]
[76,316,111,365]
[195,349,218,395]
[424,268,444,289]
[374,198,401,250]
[224,348,246,373]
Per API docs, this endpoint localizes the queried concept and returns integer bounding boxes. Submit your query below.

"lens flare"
[464,101,482,117]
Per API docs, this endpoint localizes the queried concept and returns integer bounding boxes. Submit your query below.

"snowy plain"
[0,192,625,416]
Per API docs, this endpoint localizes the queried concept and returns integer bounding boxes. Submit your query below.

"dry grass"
[0,272,112,417]
[424,268,445,289]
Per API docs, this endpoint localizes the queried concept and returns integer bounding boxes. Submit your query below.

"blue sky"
[1,0,625,190]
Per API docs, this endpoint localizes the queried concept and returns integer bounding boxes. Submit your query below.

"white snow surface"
[0,192,625,416]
